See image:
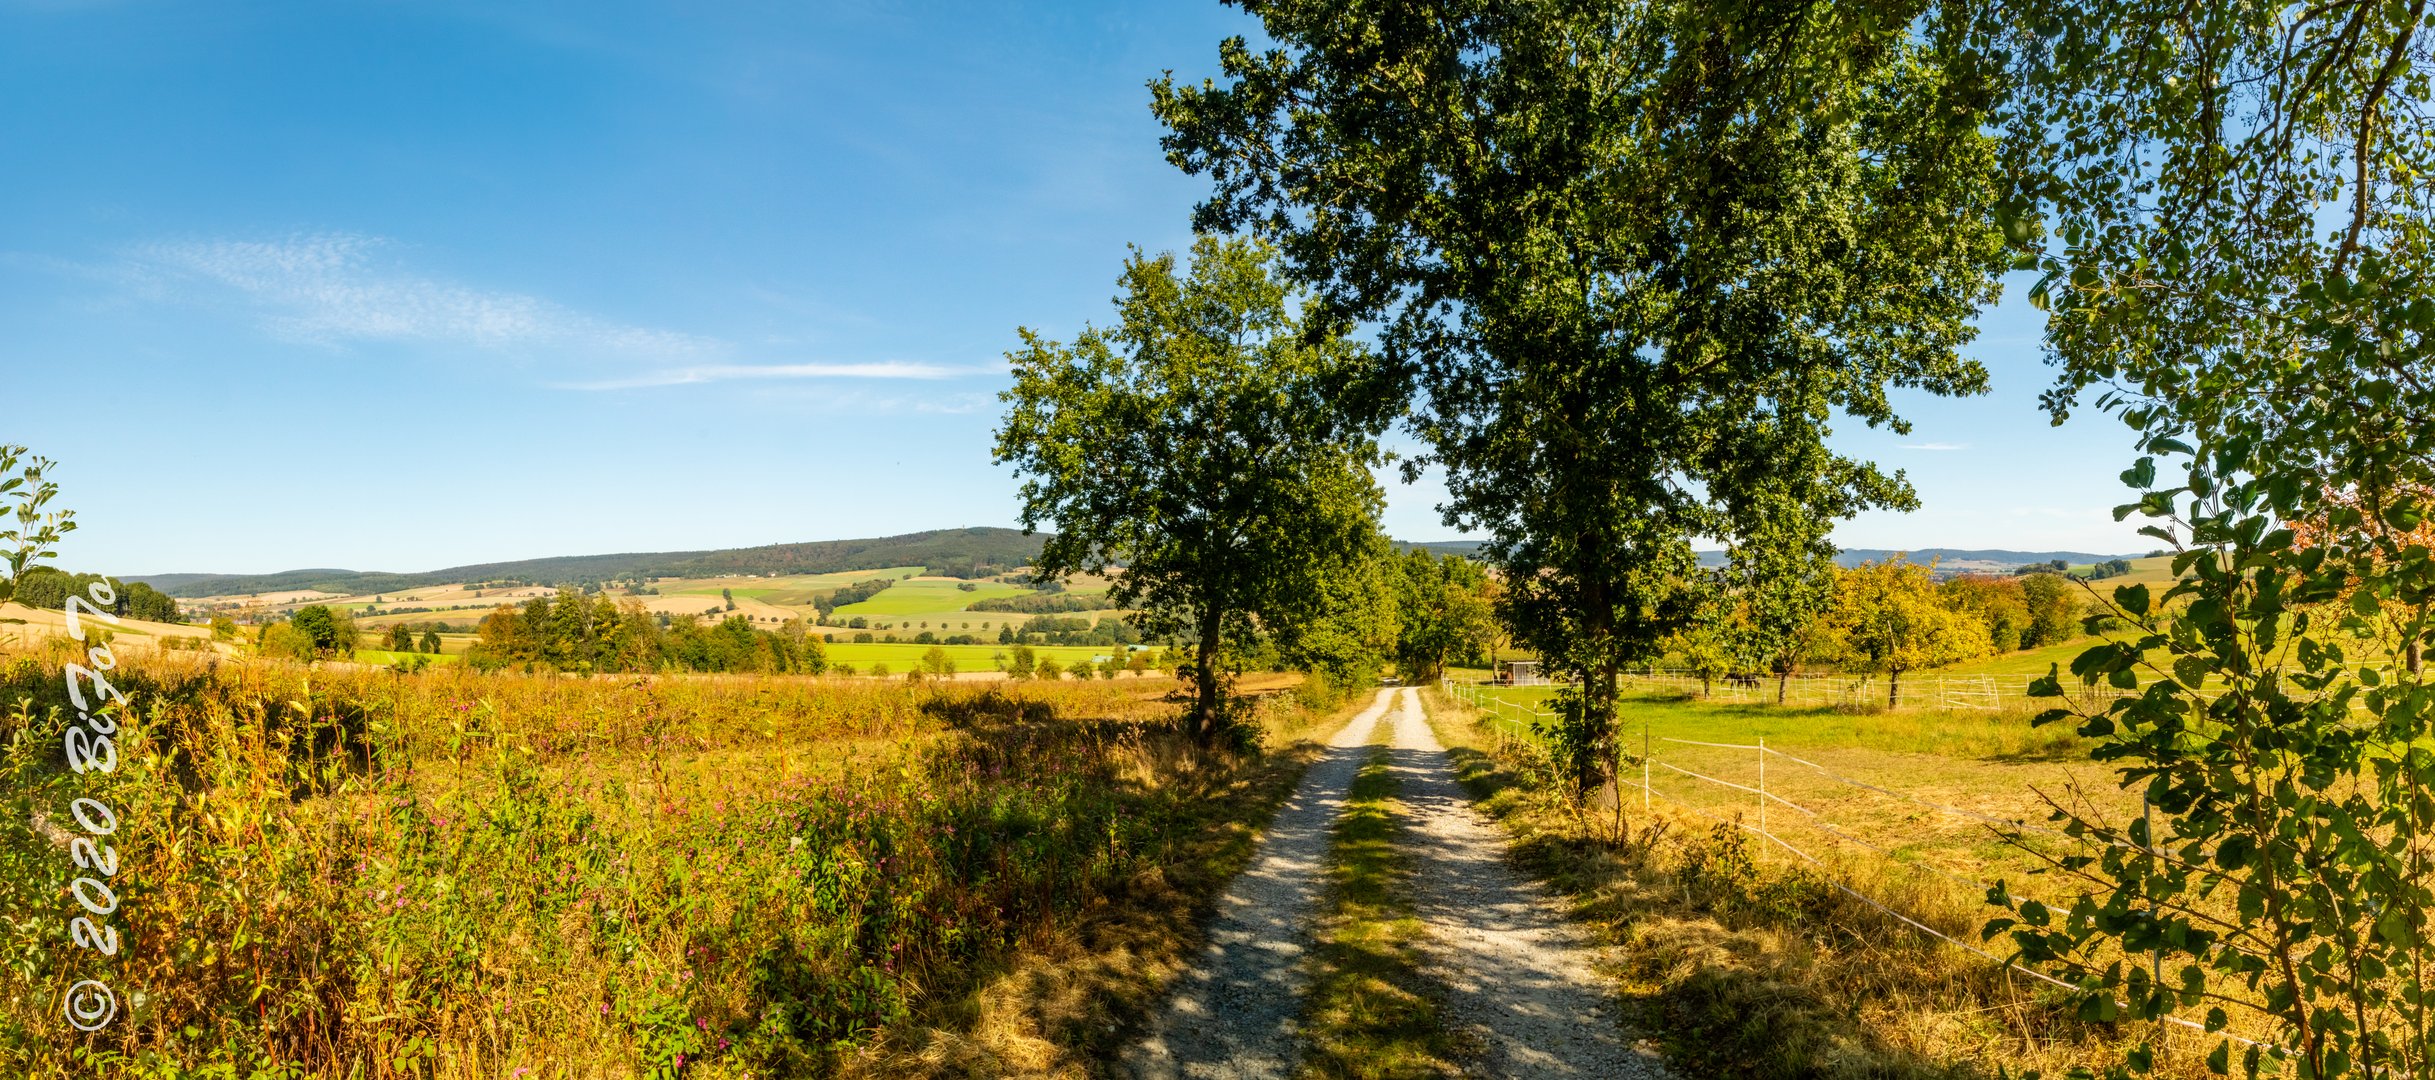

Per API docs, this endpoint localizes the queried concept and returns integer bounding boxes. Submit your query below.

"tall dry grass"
[1421,685,2213,1080]
[0,648,1328,1078]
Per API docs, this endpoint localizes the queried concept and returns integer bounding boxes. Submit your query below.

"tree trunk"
[2409,639,2423,677]
[1887,669,1901,710]
[1595,657,1623,827]
[1192,609,1223,744]
[1776,663,1790,704]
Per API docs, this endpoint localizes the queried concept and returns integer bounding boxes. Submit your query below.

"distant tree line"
[965,592,1106,614]
[996,614,1144,648]
[382,624,445,654]
[1666,561,2096,706]
[467,588,826,675]
[2006,557,2135,580]
[810,577,896,619]
[8,568,183,623]
[141,527,1053,598]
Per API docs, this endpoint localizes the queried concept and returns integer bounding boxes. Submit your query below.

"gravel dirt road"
[1382,688,1668,1078]
[1125,687,1669,1078]
[1121,690,1395,1080]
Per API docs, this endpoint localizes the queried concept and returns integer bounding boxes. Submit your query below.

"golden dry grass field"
[0,647,1363,1078]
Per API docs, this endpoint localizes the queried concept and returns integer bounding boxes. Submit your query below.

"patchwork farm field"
[194,568,1132,642]
[825,576,1036,617]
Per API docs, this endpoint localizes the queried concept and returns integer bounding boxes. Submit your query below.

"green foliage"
[994,236,1389,742]
[465,589,825,675]
[0,446,73,602]
[1726,520,1840,702]
[964,592,1106,615]
[1974,2,2435,1072]
[6,568,183,623]
[1938,574,2034,653]
[1006,644,1037,680]
[418,629,441,654]
[1388,549,1496,681]
[1822,558,1989,708]
[916,646,954,679]
[285,604,358,657]
[1273,531,1399,689]
[1155,0,2008,795]
[1663,583,1756,695]
[2015,573,2082,651]
[2082,558,2134,580]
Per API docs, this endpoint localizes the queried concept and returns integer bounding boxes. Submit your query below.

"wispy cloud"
[125,233,724,360]
[560,361,973,391]
[110,232,959,387]
[1900,442,1969,451]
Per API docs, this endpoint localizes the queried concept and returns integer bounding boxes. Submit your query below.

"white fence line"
[1451,667,2156,711]
[1437,676,2273,1052]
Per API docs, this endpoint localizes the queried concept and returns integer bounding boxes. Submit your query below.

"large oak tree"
[1153,0,2010,796]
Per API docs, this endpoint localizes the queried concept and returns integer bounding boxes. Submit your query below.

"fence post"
[1757,736,1767,834]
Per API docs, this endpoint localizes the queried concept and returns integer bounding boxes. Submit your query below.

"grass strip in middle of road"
[1295,727,1472,1079]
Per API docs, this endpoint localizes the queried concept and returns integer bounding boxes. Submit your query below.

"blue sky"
[2,2,2151,575]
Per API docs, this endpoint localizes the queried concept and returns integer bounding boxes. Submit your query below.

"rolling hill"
[130,528,1051,599]
[1408,541,2139,570]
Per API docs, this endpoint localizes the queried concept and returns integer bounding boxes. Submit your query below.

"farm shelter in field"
[1495,660,1546,686]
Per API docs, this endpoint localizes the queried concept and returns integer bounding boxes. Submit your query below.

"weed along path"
[1127,687,1666,1079]
[1383,688,1666,1079]
[1123,689,1399,1080]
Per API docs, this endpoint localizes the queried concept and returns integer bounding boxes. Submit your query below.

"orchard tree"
[1822,557,1989,709]
[995,236,1389,743]
[1154,0,2008,795]
[2014,572,2078,649]
[1662,578,1750,697]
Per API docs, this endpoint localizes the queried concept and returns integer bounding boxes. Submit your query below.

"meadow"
[1427,682,2225,1077]
[823,578,1034,619]
[0,646,1356,1078]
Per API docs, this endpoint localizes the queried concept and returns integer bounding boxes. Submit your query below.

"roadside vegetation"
[0,646,1370,1077]
[1419,686,2196,1079]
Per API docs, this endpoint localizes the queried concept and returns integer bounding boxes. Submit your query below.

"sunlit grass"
[1296,726,1469,1079]
[0,649,1356,1078]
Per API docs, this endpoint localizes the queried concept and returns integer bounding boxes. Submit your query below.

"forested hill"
[130,527,1050,598]
[1402,540,2135,569]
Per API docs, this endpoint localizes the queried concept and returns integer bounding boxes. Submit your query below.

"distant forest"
[5,568,184,623]
[966,592,1107,614]
[131,528,1052,598]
